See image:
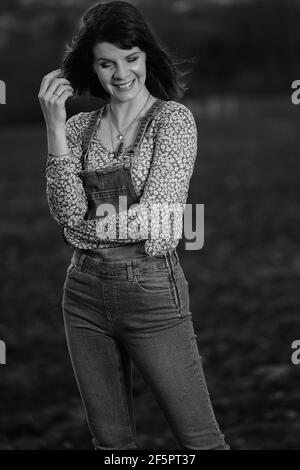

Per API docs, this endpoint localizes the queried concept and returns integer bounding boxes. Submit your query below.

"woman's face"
[92,42,147,102]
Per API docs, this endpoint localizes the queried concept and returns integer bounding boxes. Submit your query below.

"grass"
[0,95,300,449]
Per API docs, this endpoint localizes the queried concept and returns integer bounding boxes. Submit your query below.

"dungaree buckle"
[76,252,86,271]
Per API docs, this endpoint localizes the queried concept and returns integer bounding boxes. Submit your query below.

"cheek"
[96,69,111,84]
[95,75,111,93]
[134,62,147,79]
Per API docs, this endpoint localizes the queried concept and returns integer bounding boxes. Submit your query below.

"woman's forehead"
[93,42,143,59]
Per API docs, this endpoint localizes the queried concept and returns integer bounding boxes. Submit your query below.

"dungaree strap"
[129,99,165,153]
[81,109,102,170]
[81,99,166,170]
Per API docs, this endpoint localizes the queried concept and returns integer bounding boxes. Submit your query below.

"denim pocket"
[86,187,127,220]
[173,266,190,316]
[176,265,189,289]
[133,269,172,295]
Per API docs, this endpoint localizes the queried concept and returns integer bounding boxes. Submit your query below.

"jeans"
[62,242,229,450]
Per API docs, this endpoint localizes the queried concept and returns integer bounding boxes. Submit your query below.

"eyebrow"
[95,52,140,62]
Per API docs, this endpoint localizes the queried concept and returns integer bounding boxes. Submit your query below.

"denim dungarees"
[62,99,229,451]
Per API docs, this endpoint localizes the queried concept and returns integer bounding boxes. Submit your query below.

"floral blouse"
[45,100,198,256]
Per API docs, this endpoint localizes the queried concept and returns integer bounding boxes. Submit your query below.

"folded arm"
[45,105,198,255]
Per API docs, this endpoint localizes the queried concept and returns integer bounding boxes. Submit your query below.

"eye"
[99,63,112,69]
[128,57,138,63]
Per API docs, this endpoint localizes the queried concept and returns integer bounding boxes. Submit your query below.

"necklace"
[108,116,122,158]
[108,92,152,142]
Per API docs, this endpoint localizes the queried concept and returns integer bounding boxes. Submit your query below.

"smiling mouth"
[113,79,135,90]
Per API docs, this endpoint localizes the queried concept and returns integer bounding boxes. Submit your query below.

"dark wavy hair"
[61,0,194,101]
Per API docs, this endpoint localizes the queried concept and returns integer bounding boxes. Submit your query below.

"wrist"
[47,126,66,138]
[48,151,71,158]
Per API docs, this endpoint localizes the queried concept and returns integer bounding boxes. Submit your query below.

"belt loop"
[164,251,169,268]
[126,261,134,281]
[76,253,85,270]
[168,250,174,268]
[165,250,174,272]
[164,250,170,268]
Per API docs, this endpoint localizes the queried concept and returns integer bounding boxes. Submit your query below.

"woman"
[38,0,229,451]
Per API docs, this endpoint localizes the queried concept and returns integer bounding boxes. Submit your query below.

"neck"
[108,87,153,128]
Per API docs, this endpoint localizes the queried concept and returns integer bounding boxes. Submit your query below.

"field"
[0,95,300,450]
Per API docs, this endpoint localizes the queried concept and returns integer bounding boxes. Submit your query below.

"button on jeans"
[62,242,229,450]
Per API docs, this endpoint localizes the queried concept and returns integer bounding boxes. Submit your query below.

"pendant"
[117,134,123,141]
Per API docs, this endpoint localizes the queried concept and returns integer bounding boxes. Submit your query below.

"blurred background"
[1,0,300,450]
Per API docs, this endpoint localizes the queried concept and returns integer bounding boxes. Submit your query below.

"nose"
[113,62,130,82]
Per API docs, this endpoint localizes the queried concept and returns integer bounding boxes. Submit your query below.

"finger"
[39,70,62,97]
[57,70,66,79]
[57,83,74,91]
[41,79,72,100]
[56,89,74,103]
[40,69,62,87]
[57,88,74,99]
[52,85,74,98]
[45,78,72,97]
[38,69,64,96]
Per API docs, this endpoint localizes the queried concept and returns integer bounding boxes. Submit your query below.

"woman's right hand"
[38,69,74,131]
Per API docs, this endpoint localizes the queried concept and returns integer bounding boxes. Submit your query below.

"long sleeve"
[140,104,198,255]
[63,103,198,255]
[45,112,139,248]
[45,112,88,227]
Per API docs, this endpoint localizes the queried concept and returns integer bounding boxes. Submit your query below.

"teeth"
[115,80,134,89]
